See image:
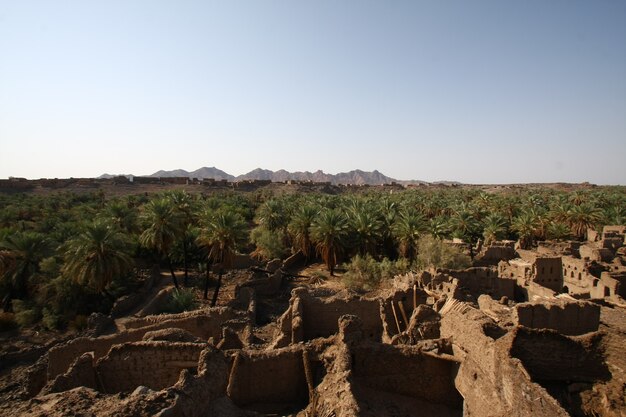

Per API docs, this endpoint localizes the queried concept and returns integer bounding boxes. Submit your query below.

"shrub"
[250,227,287,260]
[12,300,40,328]
[342,255,412,292]
[41,308,62,330]
[416,235,471,270]
[164,288,198,314]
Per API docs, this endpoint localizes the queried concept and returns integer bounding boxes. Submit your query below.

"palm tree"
[567,203,602,240]
[450,210,479,243]
[103,200,139,234]
[256,199,289,233]
[428,216,450,240]
[349,205,384,257]
[481,213,507,245]
[569,191,586,206]
[287,204,319,261]
[392,210,426,261]
[528,207,550,241]
[167,191,197,286]
[62,220,133,298]
[139,198,185,289]
[547,222,571,241]
[605,205,626,225]
[512,212,538,249]
[310,209,349,276]
[0,231,49,311]
[549,199,572,224]
[197,211,247,303]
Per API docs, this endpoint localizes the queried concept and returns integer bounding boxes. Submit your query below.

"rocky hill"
[151,167,235,181]
[99,167,430,185]
[148,167,407,185]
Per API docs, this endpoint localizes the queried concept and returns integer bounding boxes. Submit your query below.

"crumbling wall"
[44,353,97,394]
[532,257,563,292]
[537,240,581,257]
[302,294,382,342]
[47,308,245,381]
[380,287,428,340]
[440,299,569,417]
[508,327,609,383]
[580,244,613,262]
[593,272,625,299]
[227,346,308,410]
[352,342,462,406]
[272,288,384,347]
[96,341,205,393]
[513,299,600,335]
[122,307,244,338]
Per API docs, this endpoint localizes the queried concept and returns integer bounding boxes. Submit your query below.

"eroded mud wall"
[96,342,205,393]
[227,346,308,409]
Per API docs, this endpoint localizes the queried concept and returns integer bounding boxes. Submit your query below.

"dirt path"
[114,272,174,331]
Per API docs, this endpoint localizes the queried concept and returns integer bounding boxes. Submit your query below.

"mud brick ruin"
[1,225,625,416]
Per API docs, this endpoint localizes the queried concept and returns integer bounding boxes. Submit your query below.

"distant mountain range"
[100,167,435,185]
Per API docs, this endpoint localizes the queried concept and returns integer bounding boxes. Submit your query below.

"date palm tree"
[0,231,49,311]
[287,204,319,261]
[256,198,289,233]
[512,212,538,249]
[140,198,185,289]
[567,203,602,241]
[197,211,247,303]
[167,190,197,286]
[428,216,450,240]
[547,222,571,241]
[62,220,133,298]
[103,200,139,234]
[482,213,507,245]
[392,209,426,261]
[450,210,479,243]
[349,205,384,257]
[310,209,349,276]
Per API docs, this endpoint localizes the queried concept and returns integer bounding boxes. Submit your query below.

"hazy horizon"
[1,1,625,184]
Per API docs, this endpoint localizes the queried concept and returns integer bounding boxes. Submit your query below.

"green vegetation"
[0,185,624,330]
[342,255,411,292]
[163,288,198,314]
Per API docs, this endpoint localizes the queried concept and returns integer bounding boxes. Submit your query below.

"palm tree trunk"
[183,239,189,287]
[211,271,222,307]
[167,258,180,289]
[203,261,211,300]
[2,292,13,312]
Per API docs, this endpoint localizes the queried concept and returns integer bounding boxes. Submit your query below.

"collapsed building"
[498,226,626,303]
[2,232,625,416]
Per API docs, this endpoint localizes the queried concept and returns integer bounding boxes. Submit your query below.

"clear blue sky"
[1,1,625,184]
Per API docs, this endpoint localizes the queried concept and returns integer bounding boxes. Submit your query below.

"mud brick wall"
[227,347,308,407]
[301,296,383,341]
[46,353,97,394]
[122,308,244,339]
[47,308,244,380]
[513,300,600,335]
[509,328,609,383]
[440,303,569,417]
[352,343,462,406]
[47,330,145,381]
[96,342,205,393]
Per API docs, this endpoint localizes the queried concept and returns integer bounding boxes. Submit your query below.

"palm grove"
[0,186,624,331]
